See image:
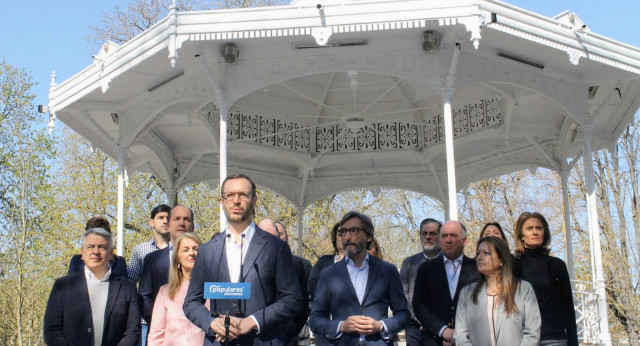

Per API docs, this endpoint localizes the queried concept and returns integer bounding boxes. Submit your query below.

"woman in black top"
[512,212,578,346]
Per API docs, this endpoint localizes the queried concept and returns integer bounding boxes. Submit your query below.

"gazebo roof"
[48,0,640,206]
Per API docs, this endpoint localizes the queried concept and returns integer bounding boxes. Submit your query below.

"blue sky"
[1,0,639,111]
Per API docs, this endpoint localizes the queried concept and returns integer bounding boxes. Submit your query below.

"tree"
[87,0,289,48]
[570,118,640,345]
[0,59,56,346]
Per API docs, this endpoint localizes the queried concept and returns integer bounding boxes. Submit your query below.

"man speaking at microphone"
[184,174,303,345]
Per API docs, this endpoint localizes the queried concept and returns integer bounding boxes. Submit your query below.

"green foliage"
[0,59,56,346]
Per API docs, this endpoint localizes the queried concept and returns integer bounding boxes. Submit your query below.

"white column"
[297,206,305,256]
[583,125,612,345]
[442,44,461,221]
[166,188,177,206]
[442,90,458,221]
[116,147,125,256]
[219,105,228,231]
[559,167,575,282]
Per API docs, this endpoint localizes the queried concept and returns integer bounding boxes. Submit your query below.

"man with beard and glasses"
[400,218,442,346]
[309,211,409,345]
[184,174,302,346]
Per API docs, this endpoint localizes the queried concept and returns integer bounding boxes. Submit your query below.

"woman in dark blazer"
[455,236,540,346]
[68,216,128,278]
[512,212,578,346]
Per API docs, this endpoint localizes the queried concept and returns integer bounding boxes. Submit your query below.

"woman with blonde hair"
[455,236,541,346]
[149,233,208,345]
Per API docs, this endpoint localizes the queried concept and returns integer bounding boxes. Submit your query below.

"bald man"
[257,219,310,346]
[139,205,194,323]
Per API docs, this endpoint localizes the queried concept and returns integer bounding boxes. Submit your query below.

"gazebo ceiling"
[49,0,640,206]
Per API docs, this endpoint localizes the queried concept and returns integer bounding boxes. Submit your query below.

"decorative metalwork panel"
[378,123,398,149]
[423,114,442,146]
[572,280,602,345]
[399,122,419,148]
[221,98,501,153]
[316,126,335,152]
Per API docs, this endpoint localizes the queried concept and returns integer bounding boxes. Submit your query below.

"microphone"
[239,234,246,282]
[238,233,246,316]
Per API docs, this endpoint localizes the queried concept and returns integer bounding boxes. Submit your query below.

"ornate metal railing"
[573,280,601,345]
[216,98,502,153]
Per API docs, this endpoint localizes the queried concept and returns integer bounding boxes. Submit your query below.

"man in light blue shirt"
[309,211,409,345]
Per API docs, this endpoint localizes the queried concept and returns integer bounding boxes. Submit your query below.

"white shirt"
[222,222,260,332]
[84,266,111,283]
[444,254,464,300]
[225,222,256,283]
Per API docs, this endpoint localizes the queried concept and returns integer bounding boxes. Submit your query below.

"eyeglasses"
[337,227,366,237]
[221,192,252,201]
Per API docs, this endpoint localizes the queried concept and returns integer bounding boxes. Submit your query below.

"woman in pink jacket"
[149,233,208,346]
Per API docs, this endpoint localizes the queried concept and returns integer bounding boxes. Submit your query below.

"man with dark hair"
[129,204,172,282]
[309,211,409,345]
[413,220,477,346]
[44,228,140,345]
[128,204,171,345]
[184,174,302,345]
[139,205,194,323]
[400,218,442,346]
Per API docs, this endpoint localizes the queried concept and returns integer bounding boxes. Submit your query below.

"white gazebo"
[46,0,640,344]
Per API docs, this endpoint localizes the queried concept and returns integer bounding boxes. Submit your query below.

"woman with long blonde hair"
[455,236,541,346]
[149,233,208,345]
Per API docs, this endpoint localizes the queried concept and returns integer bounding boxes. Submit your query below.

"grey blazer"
[454,280,541,346]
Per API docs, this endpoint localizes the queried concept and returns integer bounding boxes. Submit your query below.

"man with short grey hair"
[413,220,477,346]
[44,228,140,345]
[400,218,442,346]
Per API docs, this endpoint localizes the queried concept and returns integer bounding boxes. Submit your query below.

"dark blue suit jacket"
[308,256,410,346]
[43,271,140,346]
[184,227,303,345]
[412,254,478,346]
[138,246,170,323]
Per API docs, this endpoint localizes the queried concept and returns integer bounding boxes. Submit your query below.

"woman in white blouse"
[455,236,541,346]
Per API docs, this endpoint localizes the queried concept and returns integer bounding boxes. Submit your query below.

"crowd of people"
[42,173,577,346]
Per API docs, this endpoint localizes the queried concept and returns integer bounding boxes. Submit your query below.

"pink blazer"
[148,281,209,346]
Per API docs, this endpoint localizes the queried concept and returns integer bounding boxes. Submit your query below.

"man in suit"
[412,220,477,346]
[138,204,194,323]
[308,211,410,346]
[275,220,313,345]
[44,227,140,345]
[258,219,311,346]
[399,218,442,346]
[184,174,303,345]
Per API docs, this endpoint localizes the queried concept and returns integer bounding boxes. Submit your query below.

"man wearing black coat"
[412,220,478,346]
[44,228,140,345]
